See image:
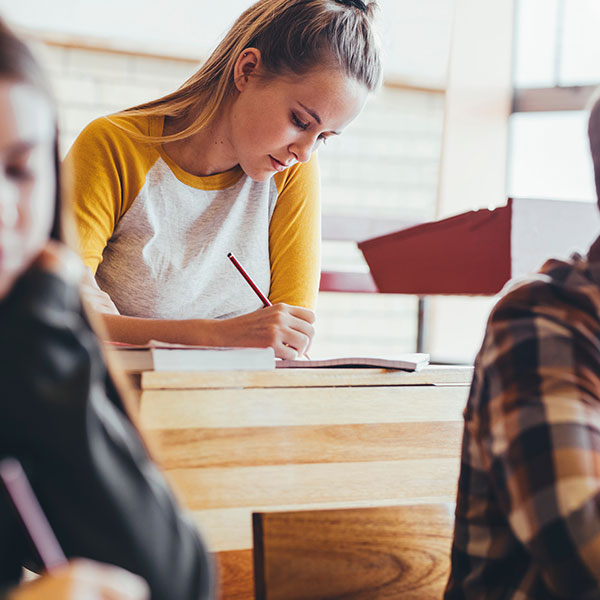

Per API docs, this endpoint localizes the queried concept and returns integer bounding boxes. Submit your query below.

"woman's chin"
[240,161,275,183]
[0,271,19,301]
[0,250,38,300]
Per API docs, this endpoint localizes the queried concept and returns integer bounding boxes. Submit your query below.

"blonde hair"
[116,0,381,143]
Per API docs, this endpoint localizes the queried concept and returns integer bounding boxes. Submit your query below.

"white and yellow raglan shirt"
[64,114,321,320]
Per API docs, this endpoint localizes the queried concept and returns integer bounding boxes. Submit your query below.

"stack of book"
[105,341,276,372]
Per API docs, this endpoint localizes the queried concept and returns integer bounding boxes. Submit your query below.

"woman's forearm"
[99,304,315,358]
[99,313,224,346]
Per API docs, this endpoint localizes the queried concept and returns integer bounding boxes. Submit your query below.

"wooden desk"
[138,366,472,600]
[253,503,456,599]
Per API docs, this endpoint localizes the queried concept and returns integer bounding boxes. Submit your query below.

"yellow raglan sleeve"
[269,153,321,310]
[63,116,157,274]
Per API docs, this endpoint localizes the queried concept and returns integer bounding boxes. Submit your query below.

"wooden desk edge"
[141,365,474,390]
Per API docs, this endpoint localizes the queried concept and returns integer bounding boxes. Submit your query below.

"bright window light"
[508,111,595,201]
[513,0,559,87]
[561,0,600,85]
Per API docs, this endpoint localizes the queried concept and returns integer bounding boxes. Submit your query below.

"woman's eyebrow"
[298,102,321,125]
[298,102,341,135]
[11,141,35,152]
[1,140,34,157]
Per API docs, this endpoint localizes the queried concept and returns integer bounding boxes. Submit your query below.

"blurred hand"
[32,241,83,286]
[217,303,315,359]
[8,559,149,600]
[81,267,120,315]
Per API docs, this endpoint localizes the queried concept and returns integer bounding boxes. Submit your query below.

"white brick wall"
[30,43,199,150]
[32,40,444,357]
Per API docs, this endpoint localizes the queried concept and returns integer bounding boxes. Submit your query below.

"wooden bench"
[253,503,455,599]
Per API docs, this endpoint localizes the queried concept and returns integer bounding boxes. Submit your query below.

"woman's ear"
[233,48,262,92]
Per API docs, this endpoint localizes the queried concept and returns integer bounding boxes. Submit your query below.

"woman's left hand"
[80,267,120,315]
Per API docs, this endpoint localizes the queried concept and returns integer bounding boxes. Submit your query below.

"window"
[509,0,600,200]
[508,111,595,201]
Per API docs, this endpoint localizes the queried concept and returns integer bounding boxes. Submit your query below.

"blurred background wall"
[4,0,599,362]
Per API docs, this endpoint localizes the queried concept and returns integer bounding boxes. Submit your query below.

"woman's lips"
[269,155,287,172]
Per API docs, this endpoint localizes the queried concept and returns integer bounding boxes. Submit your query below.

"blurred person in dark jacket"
[0,19,213,600]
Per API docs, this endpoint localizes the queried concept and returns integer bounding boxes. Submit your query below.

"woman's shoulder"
[273,152,320,195]
[66,113,161,171]
[104,112,158,136]
[74,112,158,149]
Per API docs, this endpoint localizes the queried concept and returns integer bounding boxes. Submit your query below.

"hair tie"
[335,0,368,13]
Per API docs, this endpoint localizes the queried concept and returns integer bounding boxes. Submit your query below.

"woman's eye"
[291,112,309,131]
[318,135,328,146]
[6,165,33,182]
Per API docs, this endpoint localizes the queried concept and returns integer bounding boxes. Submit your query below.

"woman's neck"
[162,102,237,177]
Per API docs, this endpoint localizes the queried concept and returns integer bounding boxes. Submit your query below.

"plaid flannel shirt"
[445,237,600,600]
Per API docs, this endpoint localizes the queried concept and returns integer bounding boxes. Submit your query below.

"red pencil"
[227,252,312,360]
[227,252,272,307]
[0,458,67,573]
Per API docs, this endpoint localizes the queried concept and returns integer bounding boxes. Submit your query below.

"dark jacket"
[0,267,213,599]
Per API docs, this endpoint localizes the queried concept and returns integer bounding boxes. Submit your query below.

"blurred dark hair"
[589,92,600,209]
[0,19,61,240]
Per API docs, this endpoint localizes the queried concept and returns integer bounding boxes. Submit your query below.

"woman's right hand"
[8,559,149,600]
[216,303,315,359]
[32,241,84,286]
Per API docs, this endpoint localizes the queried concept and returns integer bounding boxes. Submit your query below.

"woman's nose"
[0,181,19,228]
[289,138,313,164]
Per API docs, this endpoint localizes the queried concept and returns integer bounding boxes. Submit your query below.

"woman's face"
[0,80,55,300]
[229,54,369,182]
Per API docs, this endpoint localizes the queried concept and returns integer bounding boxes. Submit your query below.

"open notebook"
[277,353,430,372]
[106,342,429,373]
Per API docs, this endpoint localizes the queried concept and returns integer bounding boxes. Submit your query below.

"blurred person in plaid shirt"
[445,95,600,599]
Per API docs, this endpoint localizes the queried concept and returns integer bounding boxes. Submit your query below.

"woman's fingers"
[267,304,314,355]
[220,303,316,358]
[285,303,316,324]
[82,284,120,314]
[81,268,120,315]
[9,559,149,600]
[287,313,315,340]
[279,327,311,357]
[71,559,149,600]
[275,342,302,360]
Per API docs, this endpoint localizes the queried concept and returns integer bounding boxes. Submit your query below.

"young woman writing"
[66,0,382,359]
[0,20,212,600]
